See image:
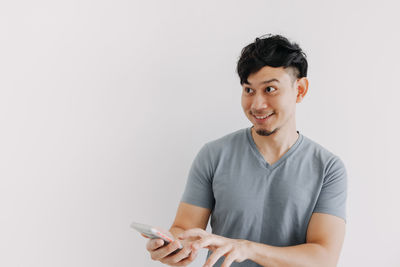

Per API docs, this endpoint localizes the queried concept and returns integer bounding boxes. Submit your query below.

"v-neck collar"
[245,127,303,170]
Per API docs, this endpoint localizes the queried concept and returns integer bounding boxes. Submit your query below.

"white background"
[1,0,399,266]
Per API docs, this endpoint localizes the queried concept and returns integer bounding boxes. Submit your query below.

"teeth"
[255,113,272,119]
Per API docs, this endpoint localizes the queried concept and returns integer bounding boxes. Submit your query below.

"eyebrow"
[244,78,280,86]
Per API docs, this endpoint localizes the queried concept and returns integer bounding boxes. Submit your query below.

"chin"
[254,126,278,136]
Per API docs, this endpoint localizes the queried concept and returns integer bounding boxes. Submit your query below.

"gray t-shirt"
[181,127,347,267]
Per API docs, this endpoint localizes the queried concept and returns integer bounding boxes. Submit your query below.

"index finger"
[146,238,165,251]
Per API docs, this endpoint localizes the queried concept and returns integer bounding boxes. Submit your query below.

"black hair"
[237,34,308,84]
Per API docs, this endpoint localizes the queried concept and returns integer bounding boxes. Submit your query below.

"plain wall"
[1,0,399,266]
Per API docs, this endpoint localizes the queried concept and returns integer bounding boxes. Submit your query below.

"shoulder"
[204,128,249,154]
[300,135,341,162]
[300,134,346,180]
[189,128,249,178]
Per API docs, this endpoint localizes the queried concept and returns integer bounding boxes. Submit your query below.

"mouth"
[252,112,274,122]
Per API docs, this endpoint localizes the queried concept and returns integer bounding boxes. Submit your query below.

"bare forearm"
[247,241,336,267]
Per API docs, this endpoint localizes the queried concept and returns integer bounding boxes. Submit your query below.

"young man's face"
[241,66,307,136]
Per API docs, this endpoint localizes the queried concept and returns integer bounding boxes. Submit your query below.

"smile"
[253,113,274,120]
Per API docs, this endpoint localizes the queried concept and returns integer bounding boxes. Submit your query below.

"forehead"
[246,66,292,87]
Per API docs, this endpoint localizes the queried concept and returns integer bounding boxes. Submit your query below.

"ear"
[296,77,309,103]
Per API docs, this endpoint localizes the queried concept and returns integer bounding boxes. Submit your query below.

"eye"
[244,87,254,93]
[265,86,276,93]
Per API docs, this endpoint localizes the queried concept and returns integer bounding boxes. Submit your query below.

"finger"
[179,250,199,266]
[187,249,198,262]
[163,246,191,264]
[193,236,223,250]
[146,238,164,251]
[152,240,182,260]
[178,228,207,240]
[221,253,236,267]
[169,251,198,267]
[205,247,230,267]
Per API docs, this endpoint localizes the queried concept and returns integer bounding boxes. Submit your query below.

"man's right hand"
[146,202,211,265]
[146,238,198,266]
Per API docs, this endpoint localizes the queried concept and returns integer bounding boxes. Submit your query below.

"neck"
[251,125,299,159]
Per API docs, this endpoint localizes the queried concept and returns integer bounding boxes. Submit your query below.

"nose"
[251,93,268,111]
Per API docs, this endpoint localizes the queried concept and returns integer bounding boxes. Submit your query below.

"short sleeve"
[313,156,347,222]
[181,144,215,210]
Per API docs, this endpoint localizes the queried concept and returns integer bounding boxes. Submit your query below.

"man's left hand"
[178,228,250,267]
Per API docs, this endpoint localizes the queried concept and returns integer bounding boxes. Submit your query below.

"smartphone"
[130,222,178,246]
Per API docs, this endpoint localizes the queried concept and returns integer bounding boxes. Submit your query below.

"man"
[145,34,347,267]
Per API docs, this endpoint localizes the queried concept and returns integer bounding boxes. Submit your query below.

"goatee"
[255,128,278,136]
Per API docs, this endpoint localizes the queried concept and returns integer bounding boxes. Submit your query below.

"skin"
[145,66,345,267]
[241,66,308,165]
[145,203,210,266]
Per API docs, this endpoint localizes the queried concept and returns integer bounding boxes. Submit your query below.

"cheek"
[274,95,295,111]
[276,100,296,116]
[241,98,249,110]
